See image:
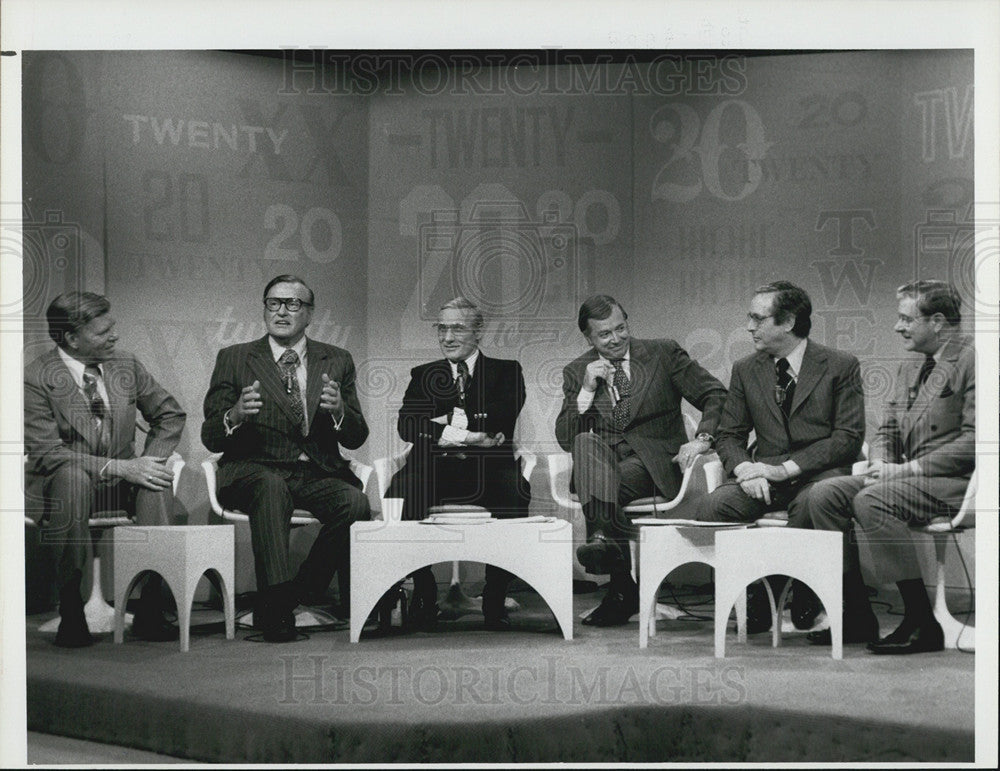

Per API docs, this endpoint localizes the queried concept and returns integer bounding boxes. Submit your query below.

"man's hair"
[46,292,111,347]
[263,274,314,305]
[440,296,484,330]
[897,280,962,325]
[755,281,812,338]
[577,294,627,334]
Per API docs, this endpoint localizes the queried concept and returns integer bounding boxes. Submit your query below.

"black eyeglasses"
[746,313,774,325]
[264,298,313,312]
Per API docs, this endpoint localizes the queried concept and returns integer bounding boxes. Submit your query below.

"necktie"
[775,357,795,418]
[455,360,469,407]
[611,360,631,431]
[908,354,936,409]
[278,349,306,435]
[83,365,111,454]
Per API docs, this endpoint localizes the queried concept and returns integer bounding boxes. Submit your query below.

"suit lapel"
[789,340,826,417]
[626,339,659,424]
[102,357,132,450]
[42,350,102,451]
[751,353,785,424]
[248,336,302,428]
[304,339,329,424]
[902,337,962,445]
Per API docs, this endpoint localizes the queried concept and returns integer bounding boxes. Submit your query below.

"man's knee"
[343,485,370,522]
[804,476,859,528]
[700,483,756,523]
[43,465,96,532]
[45,464,96,498]
[572,431,605,459]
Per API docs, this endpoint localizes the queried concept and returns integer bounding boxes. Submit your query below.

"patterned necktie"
[278,349,306,435]
[611,359,631,431]
[83,365,111,454]
[775,357,795,418]
[455,359,469,408]
[908,354,936,409]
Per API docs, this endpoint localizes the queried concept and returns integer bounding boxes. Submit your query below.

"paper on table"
[631,518,747,528]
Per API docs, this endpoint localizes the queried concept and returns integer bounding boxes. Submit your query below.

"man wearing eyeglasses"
[800,280,974,654]
[556,295,728,627]
[698,281,866,635]
[385,297,530,632]
[202,274,370,642]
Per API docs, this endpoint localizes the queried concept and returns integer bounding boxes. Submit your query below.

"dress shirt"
[576,349,631,414]
[440,349,480,446]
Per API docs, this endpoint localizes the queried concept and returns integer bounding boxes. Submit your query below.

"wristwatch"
[695,432,715,447]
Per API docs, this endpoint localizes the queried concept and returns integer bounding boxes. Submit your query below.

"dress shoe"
[582,585,639,627]
[131,606,180,642]
[482,585,512,631]
[867,620,944,655]
[256,582,301,643]
[54,571,94,648]
[576,534,622,575]
[807,612,878,645]
[404,594,439,632]
[484,610,512,631]
[790,581,822,630]
[744,582,773,634]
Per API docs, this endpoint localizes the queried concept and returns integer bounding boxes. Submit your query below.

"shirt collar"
[448,348,480,378]
[268,335,308,364]
[775,337,808,379]
[598,348,631,369]
[57,347,99,388]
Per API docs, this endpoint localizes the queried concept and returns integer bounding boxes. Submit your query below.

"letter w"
[150,118,184,146]
[810,258,883,306]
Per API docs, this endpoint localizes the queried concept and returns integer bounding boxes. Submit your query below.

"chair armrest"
[200,454,225,517]
[516,448,538,483]
[852,460,867,475]
[349,459,374,495]
[703,458,726,493]
[546,453,581,511]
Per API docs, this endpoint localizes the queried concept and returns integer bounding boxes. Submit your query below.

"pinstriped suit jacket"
[715,339,865,480]
[201,336,368,482]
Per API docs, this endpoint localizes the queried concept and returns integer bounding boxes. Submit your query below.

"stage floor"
[24,587,975,763]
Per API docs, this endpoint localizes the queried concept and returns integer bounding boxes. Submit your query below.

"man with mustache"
[24,291,186,647]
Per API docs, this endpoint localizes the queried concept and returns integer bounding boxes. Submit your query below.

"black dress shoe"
[404,595,439,632]
[582,585,639,627]
[790,581,822,630]
[132,607,180,642]
[867,620,944,655]
[256,582,301,643]
[54,614,94,648]
[744,582,772,634]
[576,533,627,576]
[484,610,512,631]
[807,612,878,645]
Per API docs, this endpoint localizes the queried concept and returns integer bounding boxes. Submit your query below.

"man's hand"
[739,477,771,504]
[861,459,910,486]
[110,456,173,491]
[582,359,613,393]
[734,461,788,483]
[673,438,710,471]
[464,431,504,447]
[229,380,262,424]
[319,373,343,417]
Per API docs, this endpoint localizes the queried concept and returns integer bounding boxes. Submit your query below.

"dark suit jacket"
[715,339,865,480]
[555,338,727,499]
[872,335,974,508]
[201,336,368,481]
[24,348,186,506]
[387,353,526,483]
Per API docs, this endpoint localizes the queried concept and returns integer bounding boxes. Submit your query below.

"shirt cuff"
[906,459,922,476]
[440,425,469,446]
[99,460,113,479]
[223,409,241,436]
[781,460,802,479]
[576,388,596,414]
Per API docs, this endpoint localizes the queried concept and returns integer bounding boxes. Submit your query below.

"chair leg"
[83,554,125,633]
[933,536,975,650]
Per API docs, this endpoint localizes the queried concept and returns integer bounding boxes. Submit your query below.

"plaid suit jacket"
[202,336,368,480]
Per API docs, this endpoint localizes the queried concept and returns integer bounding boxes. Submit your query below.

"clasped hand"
[114,456,173,491]
[319,373,343,416]
[733,461,789,505]
[859,459,908,486]
[672,438,710,471]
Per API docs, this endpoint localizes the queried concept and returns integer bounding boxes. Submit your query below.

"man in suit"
[202,275,370,642]
[698,281,866,634]
[386,297,530,631]
[556,295,727,627]
[802,280,973,654]
[24,291,186,647]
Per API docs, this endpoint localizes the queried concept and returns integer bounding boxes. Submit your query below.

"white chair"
[714,528,844,659]
[373,447,532,618]
[353,448,571,642]
[915,469,976,651]
[201,453,374,627]
[37,454,185,635]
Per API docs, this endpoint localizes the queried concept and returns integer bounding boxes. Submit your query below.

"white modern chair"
[37,453,185,635]
[201,453,374,628]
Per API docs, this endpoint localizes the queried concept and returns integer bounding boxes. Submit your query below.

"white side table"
[113,525,236,652]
